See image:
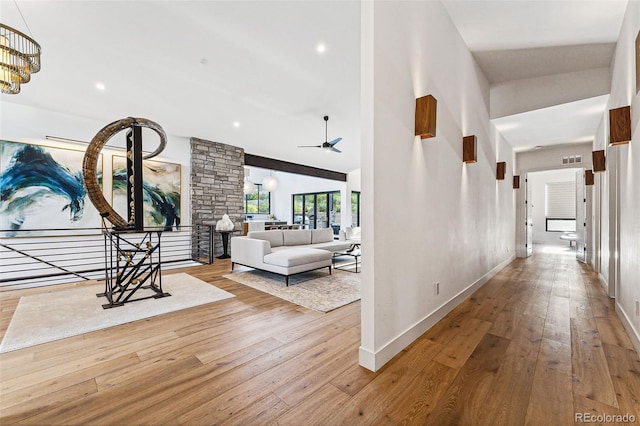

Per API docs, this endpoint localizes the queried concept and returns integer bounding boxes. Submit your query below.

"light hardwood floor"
[0,250,638,425]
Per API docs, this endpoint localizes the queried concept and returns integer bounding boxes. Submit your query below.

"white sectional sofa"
[230,228,353,285]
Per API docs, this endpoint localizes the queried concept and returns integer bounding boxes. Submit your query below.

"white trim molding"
[616,302,640,356]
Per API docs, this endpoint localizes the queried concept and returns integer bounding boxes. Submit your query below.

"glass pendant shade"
[262,175,279,192]
[243,179,255,195]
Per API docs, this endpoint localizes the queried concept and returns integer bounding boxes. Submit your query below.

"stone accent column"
[190,137,244,258]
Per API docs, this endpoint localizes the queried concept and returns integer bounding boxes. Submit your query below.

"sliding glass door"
[292,191,341,234]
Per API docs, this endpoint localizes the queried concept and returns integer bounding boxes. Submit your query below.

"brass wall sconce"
[592,150,606,172]
[609,105,631,146]
[415,95,437,139]
[463,135,477,163]
[496,162,506,180]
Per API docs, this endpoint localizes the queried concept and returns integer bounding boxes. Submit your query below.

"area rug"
[0,273,234,353]
[223,269,360,313]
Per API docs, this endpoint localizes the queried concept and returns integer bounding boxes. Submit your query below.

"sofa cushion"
[283,229,311,246]
[311,227,334,244]
[263,247,332,267]
[247,230,283,247]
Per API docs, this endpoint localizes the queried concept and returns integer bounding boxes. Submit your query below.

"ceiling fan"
[298,115,342,153]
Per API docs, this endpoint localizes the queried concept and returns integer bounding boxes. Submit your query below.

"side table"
[216,230,238,259]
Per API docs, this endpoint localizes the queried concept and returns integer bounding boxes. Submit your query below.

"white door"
[576,169,587,262]
[525,175,533,257]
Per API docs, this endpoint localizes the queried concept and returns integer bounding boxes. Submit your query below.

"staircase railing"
[0,225,215,291]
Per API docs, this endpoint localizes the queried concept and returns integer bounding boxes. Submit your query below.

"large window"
[245,184,270,214]
[351,191,361,227]
[292,191,341,234]
[545,182,575,232]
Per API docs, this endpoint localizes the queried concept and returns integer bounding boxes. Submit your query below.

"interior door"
[525,175,533,257]
[576,169,587,262]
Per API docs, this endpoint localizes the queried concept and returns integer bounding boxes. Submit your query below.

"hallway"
[1,251,638,425]
[416,249,640,424]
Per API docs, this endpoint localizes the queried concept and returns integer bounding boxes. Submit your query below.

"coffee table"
[332,245,361,273]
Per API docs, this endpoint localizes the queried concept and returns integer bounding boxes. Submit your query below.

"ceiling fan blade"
[297,145,322,148]
[328,147,341,153]
[328,137,342,146]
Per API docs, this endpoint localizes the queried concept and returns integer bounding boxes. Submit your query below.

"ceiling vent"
[562,155,582,165]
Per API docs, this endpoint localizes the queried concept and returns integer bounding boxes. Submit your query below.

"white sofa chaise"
[230,228,353,285]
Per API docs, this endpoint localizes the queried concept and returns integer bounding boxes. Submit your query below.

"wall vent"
[562,155,582,165]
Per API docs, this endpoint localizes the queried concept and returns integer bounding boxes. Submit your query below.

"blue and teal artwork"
[0,140,102,236]
[112,156,181,230]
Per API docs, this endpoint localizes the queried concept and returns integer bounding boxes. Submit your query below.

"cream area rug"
[223,269,360,313]
[0,273,234,353]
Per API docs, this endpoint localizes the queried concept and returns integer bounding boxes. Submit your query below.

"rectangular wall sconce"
[415,95,437,139]
[609,106,631,146]
[463,135,477,163]
[496,162,506,180]
[585,169,594,186]
[592,150,606,172]
[513,175,520,189]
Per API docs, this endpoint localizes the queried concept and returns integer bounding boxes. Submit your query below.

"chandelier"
[1,23,41,94]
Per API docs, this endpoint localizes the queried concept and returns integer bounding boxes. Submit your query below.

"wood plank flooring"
[0,249,638,425]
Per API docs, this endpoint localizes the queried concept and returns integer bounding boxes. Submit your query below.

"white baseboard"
[598,273,609,294]
[358,347,377,371]
[616,302,640,356]
[359,254,516,372]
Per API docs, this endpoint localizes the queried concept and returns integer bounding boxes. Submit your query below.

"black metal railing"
[0,225,215,291]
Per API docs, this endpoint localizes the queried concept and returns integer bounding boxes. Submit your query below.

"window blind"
[545,181,575,218]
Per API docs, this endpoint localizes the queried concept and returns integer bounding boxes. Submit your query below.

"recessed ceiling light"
[95,82,105,91]
[316,43,326,54]
[233,121,240,128]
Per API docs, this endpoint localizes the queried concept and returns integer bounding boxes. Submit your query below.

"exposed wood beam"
[244,153,347,182]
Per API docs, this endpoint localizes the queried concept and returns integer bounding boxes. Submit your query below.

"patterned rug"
[223,268,361,312]
[0,273,235,353]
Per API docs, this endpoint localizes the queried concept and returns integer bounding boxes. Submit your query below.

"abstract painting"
[112,156,181,230]
[0,140,102,237]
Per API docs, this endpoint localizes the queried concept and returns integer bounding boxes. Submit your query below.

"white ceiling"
[0,1,630,169]
[493,94,609,151]
[443,0,628,152]
[0,1,362,172]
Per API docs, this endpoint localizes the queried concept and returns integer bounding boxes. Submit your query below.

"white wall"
[245,167,346,224]
[516,142,593,173]
[360,1,515,371]
[593,0,640,352]
[490,68,611,119]
[528,168,578,245]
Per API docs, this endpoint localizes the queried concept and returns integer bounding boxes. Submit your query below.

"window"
[292,191,341,234]
[545,181,575,232]
[244,184,270,214]
[351,191,360,227]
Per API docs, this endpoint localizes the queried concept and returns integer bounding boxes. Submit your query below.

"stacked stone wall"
[190,137,244,257]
